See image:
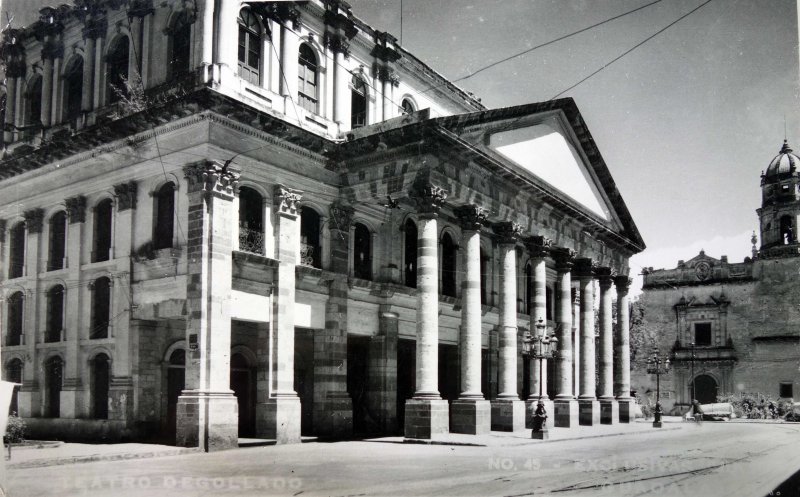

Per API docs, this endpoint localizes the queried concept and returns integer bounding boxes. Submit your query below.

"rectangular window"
[780,382,793,398]
[694,322,712,346]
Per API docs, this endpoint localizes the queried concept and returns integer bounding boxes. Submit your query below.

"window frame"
[693,322,712,347]
[237,9,262,86]
[93,198,113,263]
[48,211,67,271]
[298,44,319,114]
[153,182,176,250]
[105,36,130,104]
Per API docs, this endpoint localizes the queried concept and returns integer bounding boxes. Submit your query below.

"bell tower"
[757,140,800,255]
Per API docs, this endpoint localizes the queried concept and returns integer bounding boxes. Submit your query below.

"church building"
[0,0,644,450]
[636,141,800,413]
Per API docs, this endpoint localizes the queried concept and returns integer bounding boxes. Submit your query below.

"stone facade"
[635,142,800,414]
[0,0,643,450]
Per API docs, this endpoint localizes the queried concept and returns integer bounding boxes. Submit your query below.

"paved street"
[8,422,800,497]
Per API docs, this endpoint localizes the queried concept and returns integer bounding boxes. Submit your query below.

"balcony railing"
[300,242,316,267]
[239,227,264,255]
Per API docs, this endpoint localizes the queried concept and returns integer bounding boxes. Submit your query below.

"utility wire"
[550,0,714,100]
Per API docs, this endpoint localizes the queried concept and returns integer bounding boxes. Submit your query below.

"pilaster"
[176,161,240,451]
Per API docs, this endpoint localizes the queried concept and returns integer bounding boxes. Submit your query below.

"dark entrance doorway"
[396,339,416,434]
[166,349,185,443]
[348,335,370,434]
[294,329,314,436]
[438,344,459,401]
[522,356,531,400]
[230,353,256,437]
[693,374,718,404]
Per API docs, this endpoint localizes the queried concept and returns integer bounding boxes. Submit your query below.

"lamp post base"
[652,421,662,428]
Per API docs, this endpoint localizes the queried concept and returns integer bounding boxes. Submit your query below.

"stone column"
[50,55,62,125]
[257,185,303,444]
[615,276,634,423]
[491,221,525,432]
[596,267,617,424]
[217,0,239,82]
[22,210,44,417]
[551,248,578,427]
[366,306,399,434]
[109,183,137,423]
[572,289,580,398]
[524,236,553,429]
[93,36,105,109]
[333,50,349,129]
[41,56,54,127]
[82,37,96,112]
[61,197,86,419]
[279,24,299,104]
[451,205,490,435]
[175,161,240,452]
[575,258,599,426]
[313,202,354,438]
[404,182,448,439]
[3,76,17,144]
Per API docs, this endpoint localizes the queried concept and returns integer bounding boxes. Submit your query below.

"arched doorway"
[692,374,718,404]
[166,349,185,443]
[230,352,256,437]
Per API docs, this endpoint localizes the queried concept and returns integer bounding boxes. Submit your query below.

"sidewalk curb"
[402,425,684,447]
[8,447,201,469]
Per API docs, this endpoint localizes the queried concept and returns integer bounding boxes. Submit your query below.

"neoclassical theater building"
[0,0,644,449]
[635,141,800,414]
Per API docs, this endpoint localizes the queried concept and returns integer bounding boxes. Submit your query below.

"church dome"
[765,140,799,178]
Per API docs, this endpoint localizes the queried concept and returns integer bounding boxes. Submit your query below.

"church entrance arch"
[693,374,718,404]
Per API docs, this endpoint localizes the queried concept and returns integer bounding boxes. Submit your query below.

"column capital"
[127,0,155,18]
[573,258,597,280]
[24,208,44,234]
[551,247,576,272]
[40,39,65,60]
[614,275,632,293]
[525,235,552,258]
[273,185,303,216]
[329,202,354,232]
[454,204,488,231]
[595,266,615,290]
[409,181,447,217]
[65,195,87,224]
[113,181,138,211]
[264,2,303,30]
[493,221,523,245]
[81,17,108,40]
[183,160,240,200]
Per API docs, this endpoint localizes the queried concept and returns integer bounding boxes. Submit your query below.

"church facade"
[0,0,644,450]
[636,141,800,414]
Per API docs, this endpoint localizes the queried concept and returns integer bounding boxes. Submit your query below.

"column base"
[652,421,662,428]
[490,398,525,432]
[554,399,579,428]
[16,388,39,417]
[314,392,353,439]
[404,398,449,439]
[176,391,239,452]
[579,399,600,426]
[59,387,81,419]
[450,398,491,434]
[525,399,554,429]
[600,399,618,425]
[617,398,634,424]
[109,377,134,422]
[257,395,302,444]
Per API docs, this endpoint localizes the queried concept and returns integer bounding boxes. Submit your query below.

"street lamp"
[689,341,696,404]
[523,318,558,439]
[646,348,670,428]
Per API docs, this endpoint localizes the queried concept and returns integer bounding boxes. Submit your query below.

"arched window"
[6,292,24,346]
[238,186,264,255]
[91,277,111,339]
[5,359,22,415]
[91,354,110,419]
[298,44,318,113]
[168,20,192,80]
[351,76,367,128]
[401,98,415,115]
[299,207,321,268]
[8,222,25,279]
[46,285,64,343]
[480,248,488,305]
[106,36,130,104]
[237,9,261,85]
[63,57,83,121]
[93,199,113,262]
[404,219,417,288]
[25,76,42,128]
[525,262,533,315]
[780,215,794,244]
[48,211,67,271]
[44,356,63,417]
[441,232,457,297]
[353,222,372,280]
[153,182,175,250]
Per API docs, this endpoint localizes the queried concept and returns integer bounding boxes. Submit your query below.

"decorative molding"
[24,208,45,234]
[114,181,139,211]
[551,247,577,272]
[273,185,303,215]
[127,0,155,18]
[323,32,350,57]
[65,195,87,224]
[525,235,552,259]
[454,204,488,231]
[493,221,523,245]
[614,275,632,293]
[409,181,447,216]
[183,160,240,202]
[329,202,354,232]
[573,257,597,279]
[595,266,615,290]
